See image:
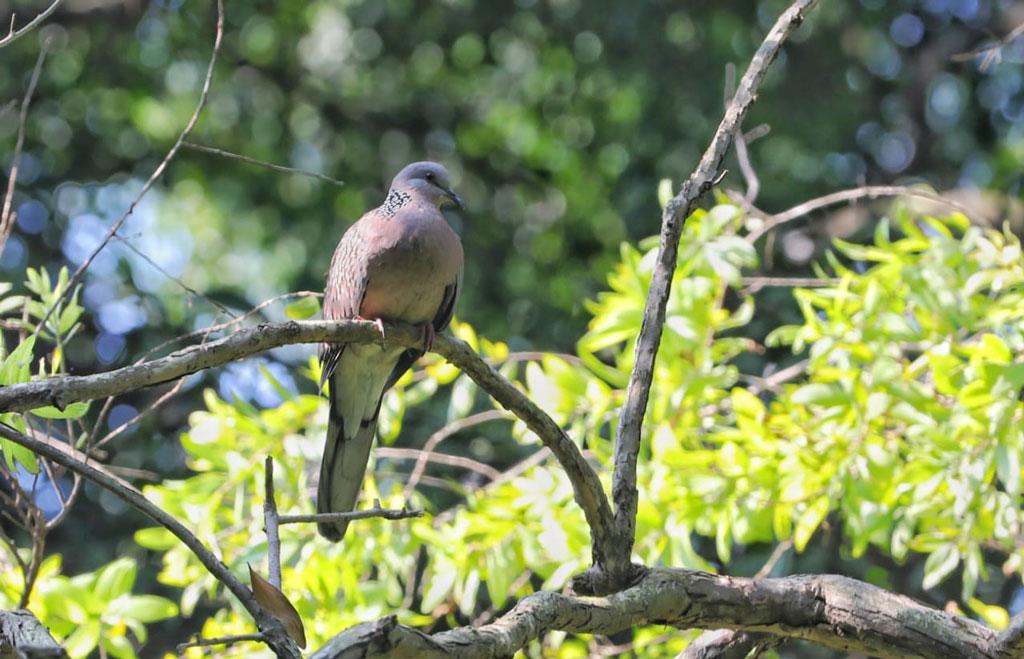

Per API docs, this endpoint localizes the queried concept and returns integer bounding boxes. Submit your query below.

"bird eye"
[425,172,434,181]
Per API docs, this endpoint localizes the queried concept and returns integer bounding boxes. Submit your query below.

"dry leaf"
[249,564,307,649]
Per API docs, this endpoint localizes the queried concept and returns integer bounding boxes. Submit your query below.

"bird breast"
[359,215,462,324]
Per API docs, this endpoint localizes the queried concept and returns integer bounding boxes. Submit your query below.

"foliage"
[1,1,1022,655]
[74,199,1013,656]
[0,554,177,658]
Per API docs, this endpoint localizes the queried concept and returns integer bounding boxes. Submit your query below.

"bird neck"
[380,188,413,217]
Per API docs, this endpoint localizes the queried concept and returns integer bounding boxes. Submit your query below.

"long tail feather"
[316,407,377,542]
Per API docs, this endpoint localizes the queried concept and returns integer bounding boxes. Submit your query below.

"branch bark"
[0,319,616,568]
[0,609,66,659]
[310,567,1010,659]
[606,0,820,592]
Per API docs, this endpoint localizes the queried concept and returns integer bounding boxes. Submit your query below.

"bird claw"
[356,316,387,347]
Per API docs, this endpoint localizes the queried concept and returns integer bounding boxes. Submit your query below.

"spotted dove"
[317,161,464,542]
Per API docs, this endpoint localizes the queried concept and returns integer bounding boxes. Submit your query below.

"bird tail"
[316,405,377,542]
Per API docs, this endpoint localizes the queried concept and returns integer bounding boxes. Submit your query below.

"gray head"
[390,161,463,209]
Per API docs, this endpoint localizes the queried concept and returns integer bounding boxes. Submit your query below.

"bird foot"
[356,316,387,347]
[418,322,435,352]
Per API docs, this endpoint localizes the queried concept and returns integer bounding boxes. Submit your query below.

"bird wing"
[319,214,375,389]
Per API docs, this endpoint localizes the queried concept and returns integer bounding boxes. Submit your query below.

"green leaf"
[95,558,137,602]
[29,402,90,419]
[715,515,732,564]
[63,621,101,657]
[485,546,514,609]
[422,560,457,612]
[967,597,1009,630]
[284,296,320,319]
[794,496,829,552]
[108,595,178,623]
[447,374,477,421]
[0,435,39,474]
[791,383,847,408]
[100,633,136,659]
[0,336,35,385]
[922,543,960,590]
[133,527,177,551]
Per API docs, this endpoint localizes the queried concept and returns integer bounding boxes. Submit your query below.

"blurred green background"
[1,0,1023,654]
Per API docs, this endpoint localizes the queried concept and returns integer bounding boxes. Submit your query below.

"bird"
[317,161,464,542]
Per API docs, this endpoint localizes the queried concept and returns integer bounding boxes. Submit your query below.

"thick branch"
[0,609,66,658]
[608,0,820,588]
[0,319,615,566]
[0,424,301,659]
[311,568,1005,659]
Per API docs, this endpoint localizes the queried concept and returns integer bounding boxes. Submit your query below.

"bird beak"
[442,188,464,210]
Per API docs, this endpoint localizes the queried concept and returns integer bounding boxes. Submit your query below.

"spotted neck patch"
[380,189,412,217]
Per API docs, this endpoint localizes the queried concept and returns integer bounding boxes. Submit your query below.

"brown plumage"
[317,162,464,541]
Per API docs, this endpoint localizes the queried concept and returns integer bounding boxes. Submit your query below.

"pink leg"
[356,315,387,346]
[419,322,435,352]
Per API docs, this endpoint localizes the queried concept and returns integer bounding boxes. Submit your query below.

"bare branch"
[376,447,501,481]
[0,319,616,566]
[183,141,345,187]
[608,0,820,592]
[744,184,979,244]
[263,457,282,589]
[401,409,510,498]
[0,0,63,49]
[0,41,49,256]
[952,21,1024,72]
[310,567,1005,659]
[278,506,423,525]
[0,422,301,658]
[176,633,265,653]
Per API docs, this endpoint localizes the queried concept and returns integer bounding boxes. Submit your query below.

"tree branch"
[0,0,63,49]
[0,319,616,568]
[607,0,820,591]
[310,567,1009,659]
[0,41,49,256]
[0,423,301,659]
[678,630,779,659]
[744,184,981,244]
[0,608,67,658]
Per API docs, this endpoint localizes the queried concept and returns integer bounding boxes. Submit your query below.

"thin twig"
[724,63,761,208]
[263,457,282,589]
[745,185,979,244]
[176,633,265,653]
[278,506,423,525]
[139,290,321,361]
[115,234,235,317]
[754,539,793,579]
[0,0,63,48]
[606,0,820,592]
[952,20,1024,72]
[741,276,835,292]
[93,378,185,449]
[183,141,345,187]
[402,409,509,499]
[32,0,225,340]
[0,41,50,256]
[378,447,501,481]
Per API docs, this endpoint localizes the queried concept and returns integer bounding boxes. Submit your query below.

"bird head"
[392,161,464,210]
